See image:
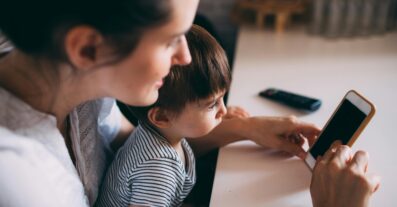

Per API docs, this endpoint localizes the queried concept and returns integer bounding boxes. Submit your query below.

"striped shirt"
[96,124,196,207]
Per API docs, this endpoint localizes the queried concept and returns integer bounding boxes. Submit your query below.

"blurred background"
[196,0,397,69]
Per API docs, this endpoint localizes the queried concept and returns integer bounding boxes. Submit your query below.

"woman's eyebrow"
[169,28,190,39]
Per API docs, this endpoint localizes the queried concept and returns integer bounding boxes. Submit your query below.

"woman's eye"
[167,37,182,48]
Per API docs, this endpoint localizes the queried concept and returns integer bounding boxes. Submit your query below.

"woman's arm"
[187,117,247,157]
[187,116,320,158]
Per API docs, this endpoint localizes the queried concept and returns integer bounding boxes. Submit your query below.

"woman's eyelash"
[168,37,182,47]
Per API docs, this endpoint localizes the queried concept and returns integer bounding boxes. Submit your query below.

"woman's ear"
[64,26,104,70]
[147,107,172,129]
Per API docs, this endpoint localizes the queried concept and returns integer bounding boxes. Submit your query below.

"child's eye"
[208,103,217,110]
[208,100,220,110]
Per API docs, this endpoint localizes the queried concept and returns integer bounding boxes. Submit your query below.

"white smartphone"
[305,90,376,170]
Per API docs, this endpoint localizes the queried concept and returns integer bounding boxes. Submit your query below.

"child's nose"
[216,101,227,119]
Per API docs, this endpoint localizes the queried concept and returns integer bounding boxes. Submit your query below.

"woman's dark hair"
[0,0,172,62]
[129,24,231,122]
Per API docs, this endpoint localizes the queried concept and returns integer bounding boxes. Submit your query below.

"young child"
[96,25,232,207]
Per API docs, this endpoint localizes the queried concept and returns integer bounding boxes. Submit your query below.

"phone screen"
[310,99,367,158]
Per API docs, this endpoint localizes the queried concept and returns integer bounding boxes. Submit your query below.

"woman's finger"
[278,139,307,159]
[329,145,352,169]
[349,151,381,193]
[225,106,250,119]
[366,174,381,193]
[348,150,369,173]
[295,134,306,146]
[236,111,248,118]
[293,123,321,146]
[321,140,342,163]
[241,109,250,117]
[287,133,305,146]
[231,106,250,117]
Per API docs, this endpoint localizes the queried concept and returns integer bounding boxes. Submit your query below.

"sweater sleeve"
[97,98,122,147]
[0,128,89,207]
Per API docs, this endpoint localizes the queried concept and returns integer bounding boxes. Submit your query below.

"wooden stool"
[232,0,307,33]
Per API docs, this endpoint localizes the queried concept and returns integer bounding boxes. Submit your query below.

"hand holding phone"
[305,90,376,170]
[310,142,381,207]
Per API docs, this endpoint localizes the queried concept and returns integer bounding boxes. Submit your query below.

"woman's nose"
[171,36,191,66]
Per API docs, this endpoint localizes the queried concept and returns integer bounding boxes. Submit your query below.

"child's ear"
[147,107,171,129]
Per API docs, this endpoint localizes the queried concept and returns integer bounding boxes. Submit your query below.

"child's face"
[170,91,227,138]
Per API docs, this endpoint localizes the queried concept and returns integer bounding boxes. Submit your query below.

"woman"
[0,0,379,206]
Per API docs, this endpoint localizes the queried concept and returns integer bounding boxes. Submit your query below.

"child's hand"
[224,106,250,119]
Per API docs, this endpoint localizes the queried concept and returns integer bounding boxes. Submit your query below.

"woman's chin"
[133,93,159,106]
[118,91,158,106]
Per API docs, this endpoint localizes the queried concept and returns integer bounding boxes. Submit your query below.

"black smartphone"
[305,90,376,170]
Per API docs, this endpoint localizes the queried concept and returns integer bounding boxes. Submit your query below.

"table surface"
[210,26,397,207]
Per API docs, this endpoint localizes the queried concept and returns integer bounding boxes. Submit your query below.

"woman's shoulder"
[0,126,56,157]
[0,127,89,207]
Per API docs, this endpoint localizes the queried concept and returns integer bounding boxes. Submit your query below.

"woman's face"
[103,0,198,106]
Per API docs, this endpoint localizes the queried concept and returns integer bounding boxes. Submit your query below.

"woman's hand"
[310,141,381,207]
[188,115,318,158]
[242,116,320,159]
[224,106,250,119]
